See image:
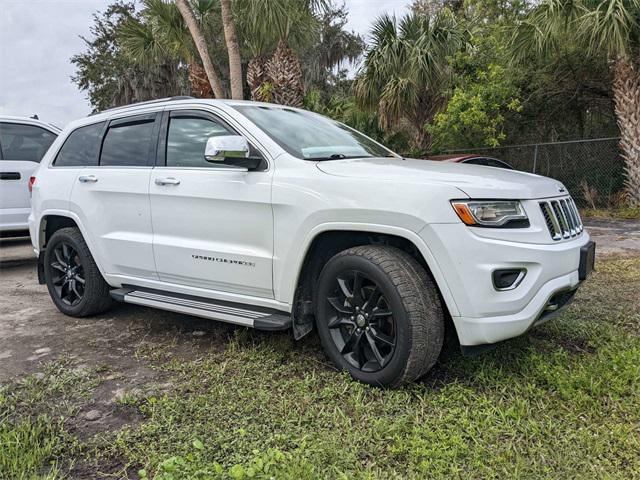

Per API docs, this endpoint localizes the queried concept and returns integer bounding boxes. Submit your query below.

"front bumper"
[420,223,592,346]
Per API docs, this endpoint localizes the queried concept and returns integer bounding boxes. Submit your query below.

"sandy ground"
[1,218,638,404]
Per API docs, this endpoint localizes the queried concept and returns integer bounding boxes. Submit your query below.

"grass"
[0,360,100,479]
[581,207,640,220]
[1,255,639,479]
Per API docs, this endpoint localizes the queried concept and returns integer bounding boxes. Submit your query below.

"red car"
[426,154,514,169]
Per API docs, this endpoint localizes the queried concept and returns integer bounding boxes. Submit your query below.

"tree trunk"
[612,55,640,207]
[265,40,304,107]
[219,0,243,100]
[247,55,268,101]
[175,0,225,99]
[188,63,214,98]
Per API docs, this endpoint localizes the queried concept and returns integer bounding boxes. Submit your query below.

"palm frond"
[118,17,168,65]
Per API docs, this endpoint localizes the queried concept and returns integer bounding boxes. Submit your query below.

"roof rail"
[89,96,195,116]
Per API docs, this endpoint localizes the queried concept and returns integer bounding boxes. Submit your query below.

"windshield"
[232,105,397,160]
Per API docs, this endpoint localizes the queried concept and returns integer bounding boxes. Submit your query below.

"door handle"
[78,175,98,183]
[0,172,21,180]
[155,177,180,186]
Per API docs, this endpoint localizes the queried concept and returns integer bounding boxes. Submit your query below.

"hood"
[316,157,568,199]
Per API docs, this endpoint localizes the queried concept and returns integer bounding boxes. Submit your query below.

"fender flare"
[36,209,108,278]
[284,222,460,317]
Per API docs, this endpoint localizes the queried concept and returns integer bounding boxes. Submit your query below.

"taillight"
[28,176,36,194]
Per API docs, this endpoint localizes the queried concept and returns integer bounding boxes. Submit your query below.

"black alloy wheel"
[315,245,445,388]
[44,227,113,317]
[49,241,85,306]
[326,270,396,372]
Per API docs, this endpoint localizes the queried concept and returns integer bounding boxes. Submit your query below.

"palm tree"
[512,0,640,206]
[220,0,243,99]
[119,0,217,98]
[175,0,225,98]
[354,11,468,150]
[236,0,327,106]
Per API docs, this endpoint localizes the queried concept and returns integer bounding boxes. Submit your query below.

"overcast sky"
[0,0,411,128]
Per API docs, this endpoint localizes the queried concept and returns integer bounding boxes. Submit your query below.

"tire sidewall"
[44,230,92,316]
[315,253,413,387]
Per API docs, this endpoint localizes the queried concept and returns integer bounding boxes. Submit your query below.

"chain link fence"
[442,137,625,208]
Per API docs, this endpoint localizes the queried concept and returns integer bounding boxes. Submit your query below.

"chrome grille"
[539,197,583,241]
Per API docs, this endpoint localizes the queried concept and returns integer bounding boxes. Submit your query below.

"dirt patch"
[0,237,258,451]
[583,218,640,256]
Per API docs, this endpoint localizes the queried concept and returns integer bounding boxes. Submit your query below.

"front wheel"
[44,227,113,317]
[315,246,444,388]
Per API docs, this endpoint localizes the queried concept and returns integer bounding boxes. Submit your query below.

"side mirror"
[204,135,250,163]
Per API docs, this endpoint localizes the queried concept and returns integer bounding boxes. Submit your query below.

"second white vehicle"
[0,116,59,235]
[28,97,595,387]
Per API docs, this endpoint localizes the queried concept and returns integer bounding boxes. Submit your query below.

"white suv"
[0,116,59,235]
[29,98,595,387]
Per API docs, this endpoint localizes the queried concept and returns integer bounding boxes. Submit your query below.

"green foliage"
[354,9,469,150]
[0,416,60,480]
[304,89,413,154]
[581,207,640,219]
[0,361,104,480]
[297,4,365,88]
[426,63,522,150]
[71,1,189,112]
[234,0,327,56]
[138,446,316,480]
[512,0,640,60]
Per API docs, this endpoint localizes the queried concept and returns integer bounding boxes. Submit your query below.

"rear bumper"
[419,223,591,346]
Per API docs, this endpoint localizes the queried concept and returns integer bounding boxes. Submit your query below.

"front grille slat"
[539,196,583,241]
[560,200,577,236]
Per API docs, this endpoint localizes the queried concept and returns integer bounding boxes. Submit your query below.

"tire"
[315,245,444,388]
[44,227,113,317]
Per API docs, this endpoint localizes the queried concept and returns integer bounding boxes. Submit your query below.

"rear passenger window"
[54,122,105,167]
[0,123,57,162]
[100,118,156,167]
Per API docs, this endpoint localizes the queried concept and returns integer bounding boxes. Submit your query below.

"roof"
[65,97,312,135]
[0,115,61,133]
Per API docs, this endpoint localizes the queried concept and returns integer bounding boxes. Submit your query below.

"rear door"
[149,109,274,298]
[0,122,57,230]
[69,113,160,280]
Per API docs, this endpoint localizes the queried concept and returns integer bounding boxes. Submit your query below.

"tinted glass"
[100,119,155,167]
[464,158,513,169]
[0,123,57,162]
[233,105,395,160]
[166,116,231,167]
[54,122,105,167]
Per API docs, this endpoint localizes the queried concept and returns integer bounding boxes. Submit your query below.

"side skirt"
[110,286,292,331]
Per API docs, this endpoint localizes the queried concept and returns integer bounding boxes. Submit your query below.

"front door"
[69,113,159,279]
[149,109,274,298]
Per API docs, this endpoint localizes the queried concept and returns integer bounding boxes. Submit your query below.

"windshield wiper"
[308,154,374,161]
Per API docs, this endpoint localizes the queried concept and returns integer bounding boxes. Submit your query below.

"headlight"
[451,200,529,227]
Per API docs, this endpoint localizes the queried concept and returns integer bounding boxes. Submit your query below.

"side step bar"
[110,286,292,331]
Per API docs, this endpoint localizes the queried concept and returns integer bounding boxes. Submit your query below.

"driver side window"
[166,116,231,168]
